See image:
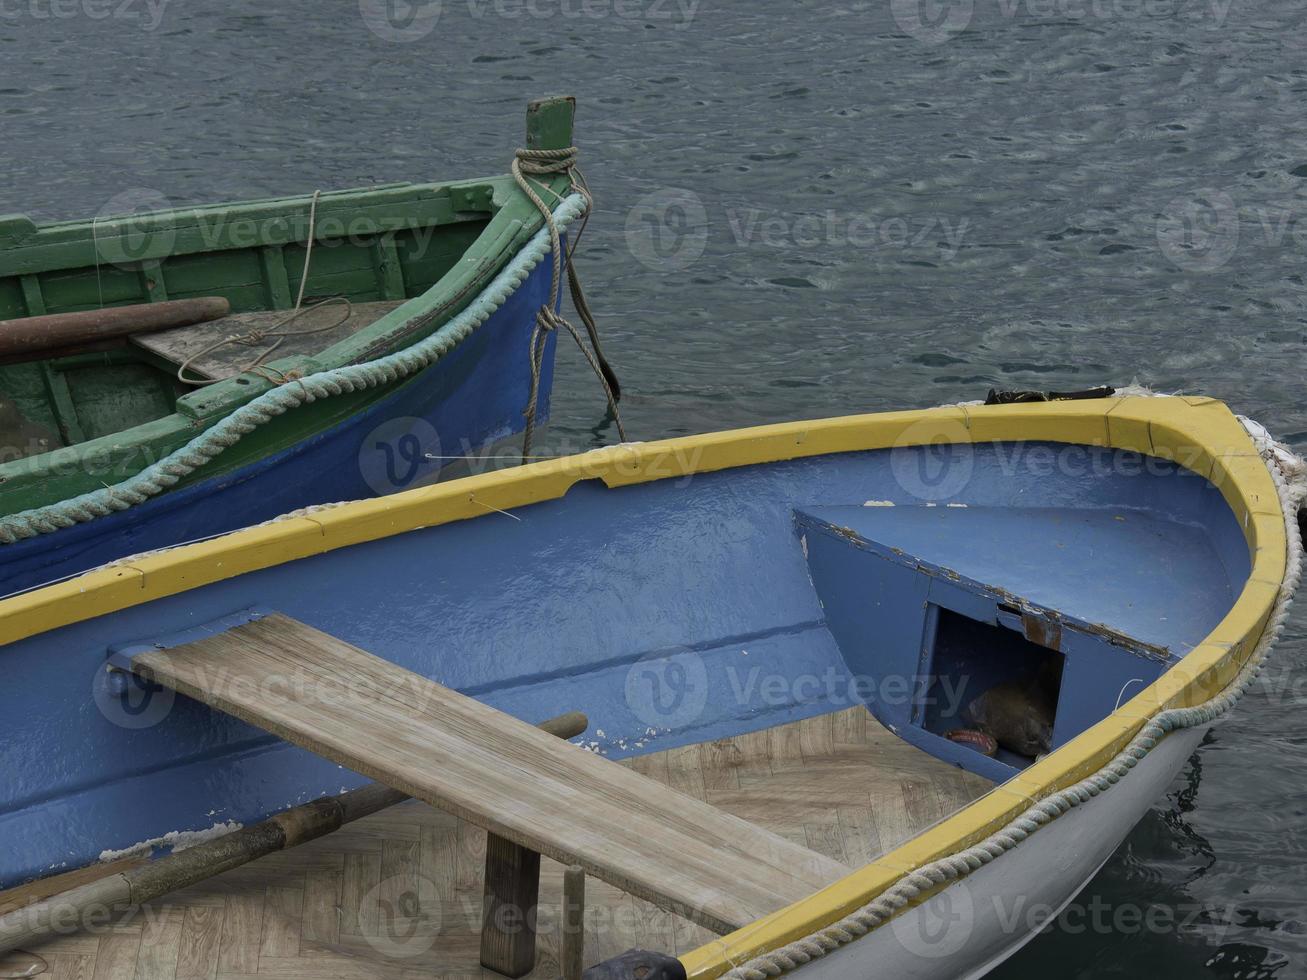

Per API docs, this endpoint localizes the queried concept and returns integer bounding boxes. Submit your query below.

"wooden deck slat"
[127,614,849,936]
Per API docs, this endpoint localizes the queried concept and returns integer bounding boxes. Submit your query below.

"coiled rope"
[0,193,592,546]
[512,146,625,459]
[720,421,1306,980]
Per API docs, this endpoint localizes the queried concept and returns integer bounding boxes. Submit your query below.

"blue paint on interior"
[0,443,1251,889]
[0,258,557,597]
[797,503,1237,652]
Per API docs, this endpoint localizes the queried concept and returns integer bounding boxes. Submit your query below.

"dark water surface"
[3,0,1306,974]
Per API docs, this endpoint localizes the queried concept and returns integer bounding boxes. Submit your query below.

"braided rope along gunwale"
[720,427,1306,980]
[0,193,592,546]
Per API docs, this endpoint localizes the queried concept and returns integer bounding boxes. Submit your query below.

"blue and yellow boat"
[0,393,1299,980]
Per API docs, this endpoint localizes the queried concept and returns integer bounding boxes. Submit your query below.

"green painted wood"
[140,262,169,303]
[373,236,407,301]
[18,275,46,317]
[0,97,578,517]
[38,362,86,445]
[260,247,294,309]
[526,95,577,151]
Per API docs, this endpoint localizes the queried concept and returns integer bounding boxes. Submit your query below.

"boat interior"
[0,439,1254,978]
[6,708,991,980]
[0,180,507,464]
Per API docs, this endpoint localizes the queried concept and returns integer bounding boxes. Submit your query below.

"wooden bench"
[118,613,849,976]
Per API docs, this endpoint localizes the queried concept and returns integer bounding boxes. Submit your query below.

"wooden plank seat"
[115,613,849,974]
[130,300,406,380]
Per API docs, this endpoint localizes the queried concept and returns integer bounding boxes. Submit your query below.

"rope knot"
[512,145,625,460]
[513,146,581,177]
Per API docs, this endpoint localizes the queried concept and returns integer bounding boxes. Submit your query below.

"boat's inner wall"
[0,213,491,456]
[0,443,1249,888]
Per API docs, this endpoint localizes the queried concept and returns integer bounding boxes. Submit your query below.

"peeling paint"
[98,821,242,863]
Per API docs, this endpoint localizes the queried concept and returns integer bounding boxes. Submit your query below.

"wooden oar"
[0,710,588,956]
[0,297,230,359]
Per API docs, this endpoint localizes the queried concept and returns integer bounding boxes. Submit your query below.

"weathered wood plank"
[479,834,541,977]
[131,300,405,380]
[128,614,849,936]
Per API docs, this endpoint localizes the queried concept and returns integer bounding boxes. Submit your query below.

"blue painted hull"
[0,260,557,597]
[0,437,1252,890]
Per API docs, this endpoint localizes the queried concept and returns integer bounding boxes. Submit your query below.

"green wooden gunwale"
[0,97,577,516]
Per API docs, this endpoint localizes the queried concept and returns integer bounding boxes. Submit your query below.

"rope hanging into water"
[0,194,593,546]
[717,419,1307,980]
[512,146,625,460]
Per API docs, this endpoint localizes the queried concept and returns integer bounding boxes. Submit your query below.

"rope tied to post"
[512,146,625,460]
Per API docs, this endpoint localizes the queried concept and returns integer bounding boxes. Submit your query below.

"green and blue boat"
[0,96,598,595]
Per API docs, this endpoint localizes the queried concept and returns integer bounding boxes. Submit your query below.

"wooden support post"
[525,95,576,151]
[479,712,589,978]
[562,865,586,980]
[480,834,541,978]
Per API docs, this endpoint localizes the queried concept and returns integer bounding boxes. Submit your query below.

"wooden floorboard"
[21,708,990,979]
[129,614,849,936]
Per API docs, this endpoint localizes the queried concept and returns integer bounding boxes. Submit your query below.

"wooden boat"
[0,394,1300,979]
[0,95,605,596]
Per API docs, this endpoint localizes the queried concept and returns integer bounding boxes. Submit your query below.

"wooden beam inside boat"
[118,612,849,937]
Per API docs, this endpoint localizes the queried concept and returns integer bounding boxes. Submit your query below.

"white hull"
[792,726,1207,979]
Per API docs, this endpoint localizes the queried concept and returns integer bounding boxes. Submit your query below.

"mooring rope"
[0,194,592,546]
[718,422,1306,980]
[512,146,625,459]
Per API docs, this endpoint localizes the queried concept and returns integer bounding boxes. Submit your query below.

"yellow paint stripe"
[0,397,1287,979]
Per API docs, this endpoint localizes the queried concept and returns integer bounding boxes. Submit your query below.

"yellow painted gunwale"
[0,395,1286,978]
